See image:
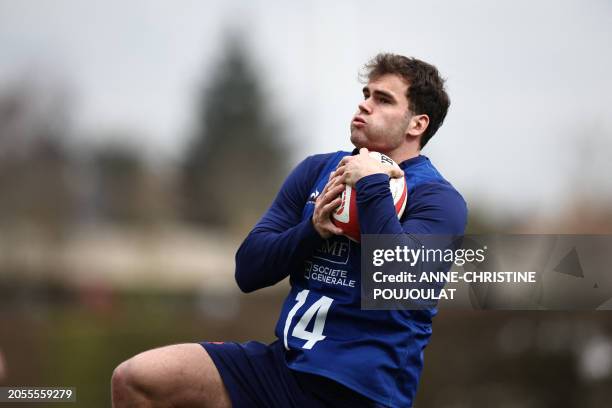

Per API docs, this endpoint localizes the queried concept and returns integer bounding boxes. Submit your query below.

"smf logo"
[313,236,350,265]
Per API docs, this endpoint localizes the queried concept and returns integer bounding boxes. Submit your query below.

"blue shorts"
[201,340,385,408]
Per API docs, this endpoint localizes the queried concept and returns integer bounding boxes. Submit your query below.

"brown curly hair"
[361,53,450,148]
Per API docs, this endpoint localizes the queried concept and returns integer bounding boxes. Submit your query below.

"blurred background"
[1,0,612,406]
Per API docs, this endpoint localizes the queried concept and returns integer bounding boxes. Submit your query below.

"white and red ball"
[332,152,407,242]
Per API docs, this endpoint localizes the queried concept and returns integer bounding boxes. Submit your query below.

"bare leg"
[111,343,231,408]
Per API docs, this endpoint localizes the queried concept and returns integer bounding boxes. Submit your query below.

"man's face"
[350,74,412,154]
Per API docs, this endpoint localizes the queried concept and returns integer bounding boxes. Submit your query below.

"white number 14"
[283,289,333,350]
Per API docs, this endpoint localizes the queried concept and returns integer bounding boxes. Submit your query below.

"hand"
[335,148,404,187]
[312,172,345,239]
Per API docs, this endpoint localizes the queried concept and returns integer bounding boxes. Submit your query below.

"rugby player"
[111,53,467,408]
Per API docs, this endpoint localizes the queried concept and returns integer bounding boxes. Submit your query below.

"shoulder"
[279,152,346,201]
[403,157,468,234]
[302,151,342,169]
[303,151,350,169]
[404,182,468,234]
[405,156,465,203]
[412,181,467,210]
[292,151,348,180]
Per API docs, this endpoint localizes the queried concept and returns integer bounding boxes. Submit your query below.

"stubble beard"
[350,121,407,153]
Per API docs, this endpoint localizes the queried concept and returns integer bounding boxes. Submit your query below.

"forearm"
[356,174,468,235]
[235,218,322,292]
[356,174,404,235]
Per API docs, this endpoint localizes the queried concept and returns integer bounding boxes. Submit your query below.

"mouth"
[352,116,367,127]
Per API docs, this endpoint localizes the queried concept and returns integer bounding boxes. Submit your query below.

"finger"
[328,174,340,186]
[322,180,331,195]
[325,185,345,203]
[334,165,346,176]
[319,184,344,208]
[341,171,351,184]
[319,173,334,198]
[322,222,344,236]
[327,183,346,198]
[328,172,344,185]
[328,176,344,190]
[327,170,346,187]
[321,196,343,215]
[338,156,352,167]
[328,169,337,181]
[330,179,345,192]
[359,147,370,156]
[328,225,344,236]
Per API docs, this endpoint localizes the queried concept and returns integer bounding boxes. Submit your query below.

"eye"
[377,96,390,104]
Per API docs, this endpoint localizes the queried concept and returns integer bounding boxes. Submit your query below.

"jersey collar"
[350,148,429,170]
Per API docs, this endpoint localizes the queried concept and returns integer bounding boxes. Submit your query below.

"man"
[111,53,467,407]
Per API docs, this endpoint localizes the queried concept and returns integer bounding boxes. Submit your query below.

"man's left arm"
[336,148,467,234]
[355,174,467,235]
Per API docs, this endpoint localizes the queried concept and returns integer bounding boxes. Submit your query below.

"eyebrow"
[362,86,396,102]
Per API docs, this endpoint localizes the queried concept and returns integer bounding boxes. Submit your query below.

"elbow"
[235,247,257,293]
[235,279,254,294]
[234,268,256,293]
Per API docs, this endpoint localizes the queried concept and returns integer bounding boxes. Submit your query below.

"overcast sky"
[1,0,611,219]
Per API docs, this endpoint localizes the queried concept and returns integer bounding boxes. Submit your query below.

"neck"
[384,143,420,165]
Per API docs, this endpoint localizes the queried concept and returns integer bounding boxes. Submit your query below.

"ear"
[406,114,429,138]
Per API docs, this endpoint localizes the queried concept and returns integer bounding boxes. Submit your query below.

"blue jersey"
[235,151,467,407]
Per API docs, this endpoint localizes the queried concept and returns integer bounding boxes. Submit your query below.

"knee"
[111,359,147,403]
[112,344,222,407]
[111,360,129,390]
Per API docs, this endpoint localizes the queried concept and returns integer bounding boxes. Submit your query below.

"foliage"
[181,35,287,229]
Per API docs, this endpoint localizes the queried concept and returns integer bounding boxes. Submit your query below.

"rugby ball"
[332,152,407,242]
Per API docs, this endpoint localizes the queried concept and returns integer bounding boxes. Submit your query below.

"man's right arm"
[234,154,332,293]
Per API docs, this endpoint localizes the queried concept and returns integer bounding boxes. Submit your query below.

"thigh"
[120,343,230,407]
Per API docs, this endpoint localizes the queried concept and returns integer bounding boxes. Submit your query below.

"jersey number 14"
[283,289,333,350]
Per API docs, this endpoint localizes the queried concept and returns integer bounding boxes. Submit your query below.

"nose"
[358,98,373,115]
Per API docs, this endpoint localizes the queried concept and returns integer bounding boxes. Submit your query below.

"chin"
[350,130,367,148]
[350,132,378,152]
